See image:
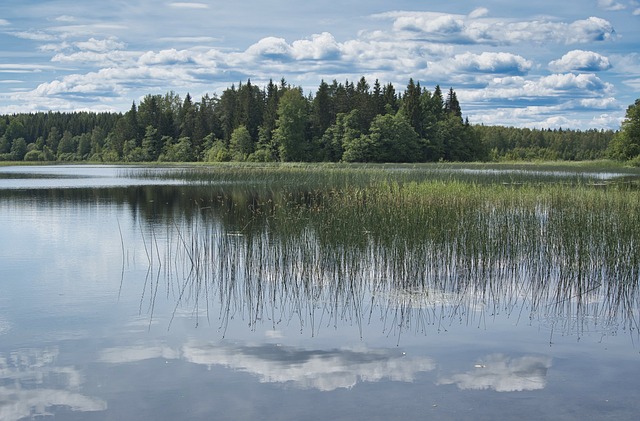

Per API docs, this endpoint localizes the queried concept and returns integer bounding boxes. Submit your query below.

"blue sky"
[1,0,639,130]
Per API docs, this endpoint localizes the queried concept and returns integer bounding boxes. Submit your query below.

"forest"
[0,77,620,163]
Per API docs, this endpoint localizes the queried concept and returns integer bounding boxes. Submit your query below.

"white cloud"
[291,32,341,60]
[438,354,552,392]
[8,30,59,41]
[623,78,640,89]
[244,37,293,60]
[387,12,615,46]
[52,50,134,65]
[590,113,624,127]
[0,63,59,72]
[578,97,618,109]
[450,52,533,74]
[549,50,612,72]
[54,15,76,22]
[138,48,196,65]
[468,8,489,19]
[539,73,612,92]
[168,2,209,9]
[0,19,10,26]
[597,0,627,10]
[75,37,125,52]
[460,73,613,106]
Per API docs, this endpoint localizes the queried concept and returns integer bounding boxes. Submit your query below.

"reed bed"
[129,171,640,341]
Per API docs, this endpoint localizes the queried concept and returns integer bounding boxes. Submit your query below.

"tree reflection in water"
[127,183,640,344]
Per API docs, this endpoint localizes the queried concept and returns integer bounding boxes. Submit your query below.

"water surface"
[1,165,639,420]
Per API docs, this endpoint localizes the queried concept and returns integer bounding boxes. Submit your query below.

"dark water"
[1,165,639,420]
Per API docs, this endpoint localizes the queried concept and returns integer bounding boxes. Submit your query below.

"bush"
[23,150,45,161]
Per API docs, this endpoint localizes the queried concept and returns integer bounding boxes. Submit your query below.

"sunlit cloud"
[384,12,615,45]
[449,52,533,75]
[549,50,612,72]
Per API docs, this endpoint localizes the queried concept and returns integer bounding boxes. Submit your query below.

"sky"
[1,0,639,130]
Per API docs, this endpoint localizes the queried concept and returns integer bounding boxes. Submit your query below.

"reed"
[127,167,640,341]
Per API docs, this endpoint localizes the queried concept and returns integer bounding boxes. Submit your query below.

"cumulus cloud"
[291,32,341,60]
[438,354,552,392]
[0,18,9,26]
[450,52,533,75]
[460,73,613,106]
[549,50,612,72]
[138,48,196,65]
[538,73,611,92]
[244,37,293,60]
[387,12,615,45]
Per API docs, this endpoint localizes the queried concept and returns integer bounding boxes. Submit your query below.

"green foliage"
[273,89,310,161]
[229,125,254,161]
[0,78,624,164]
[204,139,231,162]
[343,113,421,162]
[10,138,27,161]
[477,125,612,162]
[608,98,640,161]
[160,136,195,162]
[23,150,45,161]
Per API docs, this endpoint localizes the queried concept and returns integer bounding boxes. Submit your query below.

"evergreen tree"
[372,79,385,117]
[310,80,334,140]
[444,87,462,120]
[382,83,398,113]
[400,79,423,136]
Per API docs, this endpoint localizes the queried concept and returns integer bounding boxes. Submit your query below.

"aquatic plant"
[127,171,640,343]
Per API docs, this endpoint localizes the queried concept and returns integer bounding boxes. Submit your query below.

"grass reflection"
[130,176,640,343]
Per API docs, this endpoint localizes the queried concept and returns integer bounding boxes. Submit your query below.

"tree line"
[0,77,618,163]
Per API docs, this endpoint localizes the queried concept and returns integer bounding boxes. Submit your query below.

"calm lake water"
[1,165,639,420]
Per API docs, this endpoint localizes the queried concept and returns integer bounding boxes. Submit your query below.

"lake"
[1,164,639,420]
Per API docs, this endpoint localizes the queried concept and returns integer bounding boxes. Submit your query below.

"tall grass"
[129,170,640,341]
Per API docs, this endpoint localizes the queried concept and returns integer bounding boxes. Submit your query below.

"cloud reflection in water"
[99,341,435,392]
[0,347,107,421]
[438,353,552,392]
